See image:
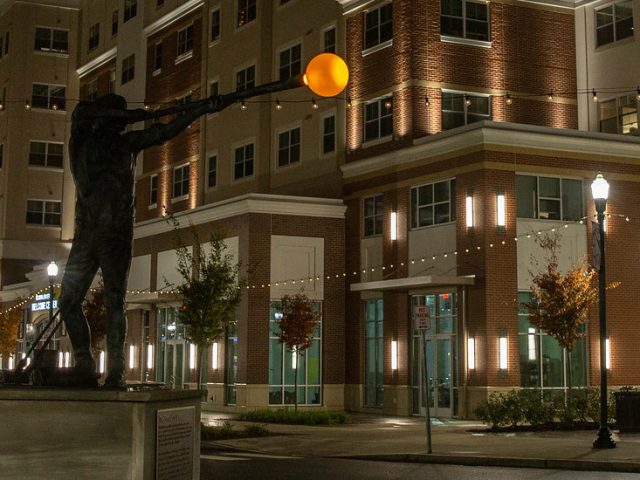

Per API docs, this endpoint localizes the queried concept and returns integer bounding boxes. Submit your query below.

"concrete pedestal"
[0,387,202,480]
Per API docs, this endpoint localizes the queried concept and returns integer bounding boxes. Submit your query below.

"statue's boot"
[104,353,125,388]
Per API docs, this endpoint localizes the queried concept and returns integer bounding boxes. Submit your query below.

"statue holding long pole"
[57,53,348,388]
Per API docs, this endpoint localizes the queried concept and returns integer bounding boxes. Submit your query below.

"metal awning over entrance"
[350,275,475,292]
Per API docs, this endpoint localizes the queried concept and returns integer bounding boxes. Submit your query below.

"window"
[515,175,583,221]
[277,127,301,167]
[234,142,254,180]
[29,141,63,168]
[172,163,189,198]
[323,26,336,53]
[279,43,301,80]
[322,114,336,154]
[363,195,383,237]
[207,154,217,188]
[411,179,456,228]
[149,174,158,206]
[124,0,137,22]
[268,301,322,405]
[153,42,162,72]
[32,84,66,110]
[596,0,633,47]
[518,292,586,388]
[34,27,69,53]
[121,54,135,84]
[235,65,255,92]
[88,23,100,51]
[599,95,638,135]
[211,7,221,42]
[441,0,489,41]
[174,94,192,118]
[26,200,61,226]
[85,80,98,102]
[441,92,490,130]
[112,10,119,36]
[364,299,384,407]
[364,3,392,50]
[210,80,219,97]
[237,0,256,27]
[225,324,238,404]
[177,24,193,58]
[364,96,393,142]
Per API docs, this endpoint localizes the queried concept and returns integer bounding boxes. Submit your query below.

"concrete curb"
[338,454,640,474]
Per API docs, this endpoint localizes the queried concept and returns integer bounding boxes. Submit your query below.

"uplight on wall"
[64,351,70,368]
[212,342,219,370]
[606,337,611,370]
[189,343,197,370]
[99,351,105,374]
[466,195,473,228]
[8,354,14,370]
[390,212,398,241]
[467,337,476,370]
[147,344,154,370]
[129,345,135,369]
[496,193,506,227]
[499,337,508,370]
[391,340,398,370]
[58,351,64,368]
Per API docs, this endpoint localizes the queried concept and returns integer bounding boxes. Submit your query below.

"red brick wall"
[345,0,577,162]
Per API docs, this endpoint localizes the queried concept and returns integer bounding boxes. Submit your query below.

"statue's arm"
[74,101,147,125]
[128,96,228,152]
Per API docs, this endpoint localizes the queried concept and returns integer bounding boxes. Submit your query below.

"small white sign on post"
[413,306,431,331]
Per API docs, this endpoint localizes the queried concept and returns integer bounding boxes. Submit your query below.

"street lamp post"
[591,173,616,449]
[47,261,58,351]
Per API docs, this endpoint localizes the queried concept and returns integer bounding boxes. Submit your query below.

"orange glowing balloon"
[303,53,349,97]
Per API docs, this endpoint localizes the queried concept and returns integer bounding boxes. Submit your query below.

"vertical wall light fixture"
[99,351,105,374]
[212,342,219,369]
[605,337,611,370]
[129,345,135,369]
[499,336,508,370]
[467,337,476,370]
[390,212,398,241]
[391,340,398,370]
[189,343,197,370]
[466,195,473,228]
[147,344,154,370]
[496,193,506,227]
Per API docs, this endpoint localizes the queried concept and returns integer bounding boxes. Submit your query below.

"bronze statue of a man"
[60,93,220,387]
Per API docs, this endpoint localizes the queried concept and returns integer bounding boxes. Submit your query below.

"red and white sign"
[413,306,431,331]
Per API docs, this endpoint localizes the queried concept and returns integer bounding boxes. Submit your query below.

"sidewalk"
[201,413,640,473]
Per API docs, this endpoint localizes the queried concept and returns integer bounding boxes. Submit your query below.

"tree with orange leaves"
[0,303,22,359]
[275,290,318,411]
[523,233,598,401]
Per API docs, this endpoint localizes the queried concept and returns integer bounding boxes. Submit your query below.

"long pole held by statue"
[414,305,432,454]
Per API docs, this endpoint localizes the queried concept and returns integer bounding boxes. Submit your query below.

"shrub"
[238,408,349,426]
[473,393,511,428]
[200,421,270,441]
[519,389,555,426]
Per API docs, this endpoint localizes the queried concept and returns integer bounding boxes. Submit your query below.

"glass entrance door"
[424,337,453,417]
[165,341,185,389]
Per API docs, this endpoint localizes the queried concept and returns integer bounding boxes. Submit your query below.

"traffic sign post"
[413,306,432,454]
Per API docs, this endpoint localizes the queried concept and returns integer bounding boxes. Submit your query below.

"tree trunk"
[196,345,204,393]
[566,347,573,408]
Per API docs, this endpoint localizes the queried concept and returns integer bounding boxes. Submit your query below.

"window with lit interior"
[441,92,490,130]
[599,95,638,135]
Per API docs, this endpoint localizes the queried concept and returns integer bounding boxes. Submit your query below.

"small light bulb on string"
[592,89,598,102]
[424,96,430,106]
[240,100,247,111]
[25,100,31,110]
[275,99,282,111]
[548,92,554,101]
[311,98,318,109]
[464,95,471,106]
[505,93,512,105]
[0,101,4,110]
[347,96,352,108]
[144,102,150,111]
[384,99,392,109]
[51,103,58,111]
[637,87,640,100]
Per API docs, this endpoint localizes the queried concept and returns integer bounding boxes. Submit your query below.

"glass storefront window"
[518,292,587,389]
[268,301,322,406]
[364,299,384,407]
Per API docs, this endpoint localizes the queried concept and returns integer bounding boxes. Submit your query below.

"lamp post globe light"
[591,173,616,449]
[47,261,58,351]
